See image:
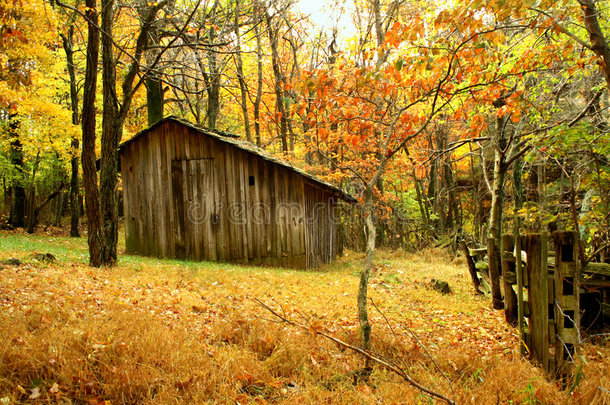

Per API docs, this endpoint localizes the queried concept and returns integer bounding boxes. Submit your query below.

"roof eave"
[118,116,357,204]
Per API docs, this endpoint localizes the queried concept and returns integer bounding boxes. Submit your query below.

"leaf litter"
[0,236,608,403]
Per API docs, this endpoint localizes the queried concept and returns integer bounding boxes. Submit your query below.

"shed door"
[304,183,336,268]
[171,159,217,261]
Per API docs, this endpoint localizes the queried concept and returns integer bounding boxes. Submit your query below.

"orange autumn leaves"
[295,12,502,180]
[294,0,580,187]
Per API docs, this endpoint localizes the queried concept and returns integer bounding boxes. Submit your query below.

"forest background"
[0,0,609,280]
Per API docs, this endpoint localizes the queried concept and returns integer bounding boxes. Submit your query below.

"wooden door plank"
[205,159,217,261]
[259,158,266,261]
[171,159,186,259]
[213,141,227,261]
[224,145,238,259]
[250,156,262,261]
[241,152,253,261]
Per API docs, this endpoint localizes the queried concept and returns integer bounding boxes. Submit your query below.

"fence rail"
[465,231,610,375]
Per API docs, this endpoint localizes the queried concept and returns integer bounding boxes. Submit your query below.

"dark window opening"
[563,343,575,360]
[249,175,255,186]
[561,244,574,263]
[563,278,574,295]
[549,304,555,320]
[564,310,575,328]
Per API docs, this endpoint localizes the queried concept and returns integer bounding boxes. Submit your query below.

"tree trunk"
[206,24,220,129]
[81,0,105,267]
[99,118,121,266]
[427,134,439,231]
[2,176,9,209]
[26,192,36,233]
[434,127,448,232]
[69,137,80,237]
[487,237,503,309]
[100,0,119,266]
[143,3,163,126]
[405,148,431,230]
[281,23,300,152]
[147,77,163,126]
[145,17,163,127]
[54,191,63,227]
[253,2,263,147]
[95,0,165,266]
[513,157,524,211]
[8,116,26,228]
[488,116,508,310]
[469,143,481,241]
[358,185,375,357]
[265,9,289,152]
[412,169,430,229]
[375,178,386,246]
[61,26,81,237]
[25,158,37,234]
[579,0,610,87]
[191,27,220,130]
[27,181,65,234]
[234,0,252,143]
[443,158,459,231]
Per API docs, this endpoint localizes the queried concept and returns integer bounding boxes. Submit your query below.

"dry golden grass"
[0,232,609,404]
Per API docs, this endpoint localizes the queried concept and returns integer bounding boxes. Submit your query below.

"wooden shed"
[119,116,356,268]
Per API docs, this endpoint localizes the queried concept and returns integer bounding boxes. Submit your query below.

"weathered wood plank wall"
[304,183,338,267]
[121,120,339,268]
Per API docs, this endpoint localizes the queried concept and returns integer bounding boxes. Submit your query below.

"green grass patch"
[0,233,89,263]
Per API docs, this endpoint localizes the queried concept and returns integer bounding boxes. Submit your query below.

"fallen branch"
[255,299,456,405]
[369,298,457,404]
[27,181,66,234]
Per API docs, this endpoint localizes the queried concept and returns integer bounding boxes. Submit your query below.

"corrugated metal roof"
[118,116,357,203]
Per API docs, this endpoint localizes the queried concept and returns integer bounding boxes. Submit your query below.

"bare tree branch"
[256,299,456,405]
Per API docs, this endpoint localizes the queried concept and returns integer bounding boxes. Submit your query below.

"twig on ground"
[582,333,610,343]
[369,298,457,404]
[255,298,456,405]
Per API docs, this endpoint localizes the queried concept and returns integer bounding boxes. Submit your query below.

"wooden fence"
[466,231,610,375]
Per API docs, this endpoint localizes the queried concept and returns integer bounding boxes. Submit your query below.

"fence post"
[488,237,504,310]
[552,231,580,376]
[501,234,518,326]
[525,233,550,370]
[515,231,526,356]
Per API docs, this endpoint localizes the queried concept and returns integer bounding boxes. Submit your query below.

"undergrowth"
[0,231,608,404]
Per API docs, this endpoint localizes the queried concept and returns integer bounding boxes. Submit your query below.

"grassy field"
[1,230,609,404]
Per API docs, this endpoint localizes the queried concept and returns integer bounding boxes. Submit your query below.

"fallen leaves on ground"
[0,234,608,403]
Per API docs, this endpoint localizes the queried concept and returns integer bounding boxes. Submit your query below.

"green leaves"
[394,58,404,71]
